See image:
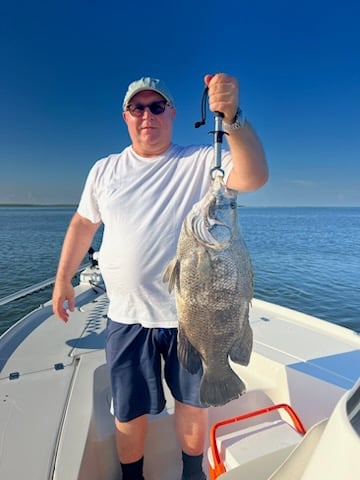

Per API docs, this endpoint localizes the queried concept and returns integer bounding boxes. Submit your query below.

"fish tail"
[200,367,246,407]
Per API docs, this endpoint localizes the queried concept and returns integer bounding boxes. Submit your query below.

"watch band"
[222,108,246,130]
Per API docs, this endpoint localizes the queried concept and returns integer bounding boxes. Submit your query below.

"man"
[52,73,268,480]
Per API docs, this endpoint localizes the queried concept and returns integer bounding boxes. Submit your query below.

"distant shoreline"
[0,204,358,209]
[0,204,78,207]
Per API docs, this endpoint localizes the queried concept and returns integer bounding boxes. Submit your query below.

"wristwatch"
[222,108,246,130]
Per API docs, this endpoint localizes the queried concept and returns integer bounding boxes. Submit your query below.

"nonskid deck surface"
[0,285,109,480]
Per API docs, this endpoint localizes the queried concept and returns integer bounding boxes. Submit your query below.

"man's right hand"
[52,280,75,322]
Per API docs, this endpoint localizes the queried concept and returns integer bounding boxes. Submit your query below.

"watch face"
[223,109,245,130]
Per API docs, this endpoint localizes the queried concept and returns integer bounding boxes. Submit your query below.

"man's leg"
[106,322,166,478]
[175,400,208,479]
[115,415,148,480]
[175,400,207,454]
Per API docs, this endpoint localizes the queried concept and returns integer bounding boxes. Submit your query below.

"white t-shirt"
[78,143,232,328]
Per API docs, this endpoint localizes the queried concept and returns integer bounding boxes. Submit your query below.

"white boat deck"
[0,282,359,479]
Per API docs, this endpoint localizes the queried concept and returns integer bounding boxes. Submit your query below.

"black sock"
[120,457,144,480]
[182,451,206,479]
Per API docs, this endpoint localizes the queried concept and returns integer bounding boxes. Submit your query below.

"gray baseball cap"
[122,77,175,111]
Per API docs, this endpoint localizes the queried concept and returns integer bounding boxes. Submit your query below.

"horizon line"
[0,203,359,209]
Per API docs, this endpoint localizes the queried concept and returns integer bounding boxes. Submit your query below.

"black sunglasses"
[126,100,168,117]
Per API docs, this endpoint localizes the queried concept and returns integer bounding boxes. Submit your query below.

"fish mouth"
[187,212,232,250]
[186,176,237,249]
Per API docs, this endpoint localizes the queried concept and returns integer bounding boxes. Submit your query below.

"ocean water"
[0,206,359,336]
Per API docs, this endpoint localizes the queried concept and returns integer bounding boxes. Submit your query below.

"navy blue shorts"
[105,319,205,422]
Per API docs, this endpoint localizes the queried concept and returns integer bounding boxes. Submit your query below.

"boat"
[0,251,359,480]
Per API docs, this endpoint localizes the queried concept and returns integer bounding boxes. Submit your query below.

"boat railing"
[0,264,89,307]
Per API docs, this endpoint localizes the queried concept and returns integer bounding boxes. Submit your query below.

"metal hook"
[210,166,225,179]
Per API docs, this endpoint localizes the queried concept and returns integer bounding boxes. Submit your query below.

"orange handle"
[210,403,306,477]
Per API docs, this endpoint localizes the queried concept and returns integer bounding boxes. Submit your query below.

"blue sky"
[1,0,359,206]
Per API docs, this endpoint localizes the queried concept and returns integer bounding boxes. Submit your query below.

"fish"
[163,173,253,407]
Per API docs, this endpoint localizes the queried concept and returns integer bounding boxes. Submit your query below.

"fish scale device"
[163,86,254,407]
[194,85,227,179]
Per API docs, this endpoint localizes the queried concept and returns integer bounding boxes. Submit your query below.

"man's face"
[123,90,176,157]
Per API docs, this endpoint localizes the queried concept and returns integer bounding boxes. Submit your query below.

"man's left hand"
[204,73,239,125]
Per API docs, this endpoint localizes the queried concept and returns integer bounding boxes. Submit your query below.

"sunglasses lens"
[149,101,166,114]
[128,101,167,117]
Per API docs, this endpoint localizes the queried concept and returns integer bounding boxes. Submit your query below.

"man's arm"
[205,73,268,191]
[223,122,267,191]
[52,212,101,322]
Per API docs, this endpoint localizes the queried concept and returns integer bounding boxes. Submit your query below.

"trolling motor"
[194,86,228,178]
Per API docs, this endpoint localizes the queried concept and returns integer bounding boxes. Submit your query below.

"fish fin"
[229,322,253,366]
[162,258,180,293]
[200,366,246,407]
[177,328,202,374]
